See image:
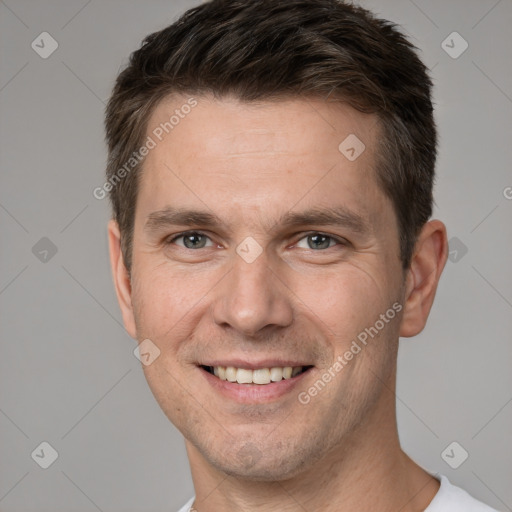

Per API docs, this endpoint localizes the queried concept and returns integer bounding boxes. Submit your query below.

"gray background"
[1,0,511,510]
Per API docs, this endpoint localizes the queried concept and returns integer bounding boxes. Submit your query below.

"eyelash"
[165,231,214,248]
[165,231,348,250]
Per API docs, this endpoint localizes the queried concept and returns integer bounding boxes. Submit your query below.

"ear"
[399,220,448,338]
[108,219,137,339]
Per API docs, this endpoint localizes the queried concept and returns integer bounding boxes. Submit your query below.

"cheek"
[289,265,391,339]
[142,362,200,432]
[131,265,210,341]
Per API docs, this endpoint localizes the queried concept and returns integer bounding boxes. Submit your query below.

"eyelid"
[164,230,348,249]
[165,230,215,246]
[292,231,348,247]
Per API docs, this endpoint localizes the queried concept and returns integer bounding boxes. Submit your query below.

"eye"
[168,231,213,249]
[295,233,342,250]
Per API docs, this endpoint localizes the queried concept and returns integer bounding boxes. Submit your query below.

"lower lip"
[199,367,313,403]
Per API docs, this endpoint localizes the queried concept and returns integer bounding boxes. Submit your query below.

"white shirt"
[425,475,498,511]
[176,474,498,511]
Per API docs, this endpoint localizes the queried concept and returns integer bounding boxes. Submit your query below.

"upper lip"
[199,359,313,370]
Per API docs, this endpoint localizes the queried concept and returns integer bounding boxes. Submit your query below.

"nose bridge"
[212,250,293,335]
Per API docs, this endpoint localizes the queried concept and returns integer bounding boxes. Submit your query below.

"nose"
[212,252,294,337]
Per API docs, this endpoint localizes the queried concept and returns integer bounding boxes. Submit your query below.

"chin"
[198,435,326,482]
[213,456,305,482]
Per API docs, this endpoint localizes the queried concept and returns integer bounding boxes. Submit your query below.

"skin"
[108,95,448,511]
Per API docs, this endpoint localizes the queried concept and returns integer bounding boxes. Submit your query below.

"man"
[105,1,498,510]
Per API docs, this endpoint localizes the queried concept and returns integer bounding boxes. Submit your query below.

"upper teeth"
[212,366,303,384]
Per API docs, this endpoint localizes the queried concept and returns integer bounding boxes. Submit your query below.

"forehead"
[146,94,377,159]
[137,94,387,229]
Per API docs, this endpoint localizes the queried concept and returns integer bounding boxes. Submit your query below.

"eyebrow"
[277,207,369,234]
[143,206,370,235]
[144,208,222,234]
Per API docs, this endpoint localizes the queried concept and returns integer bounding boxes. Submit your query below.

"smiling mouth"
[201,365,313,385]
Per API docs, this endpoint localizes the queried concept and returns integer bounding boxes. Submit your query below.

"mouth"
[200,364,314,385]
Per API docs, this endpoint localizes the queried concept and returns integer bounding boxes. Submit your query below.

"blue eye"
[169,232,213,249]
[166,231,344,252]
[295,233,340,250]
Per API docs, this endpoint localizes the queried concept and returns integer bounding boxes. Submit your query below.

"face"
[113,95,410,480]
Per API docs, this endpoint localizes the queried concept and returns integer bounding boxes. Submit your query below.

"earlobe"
[107,219,137,339]
[399,220,448,338]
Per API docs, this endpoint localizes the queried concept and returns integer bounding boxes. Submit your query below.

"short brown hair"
[105,0,436,271]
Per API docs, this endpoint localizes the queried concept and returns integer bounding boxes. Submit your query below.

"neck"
[185,385,439,512]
